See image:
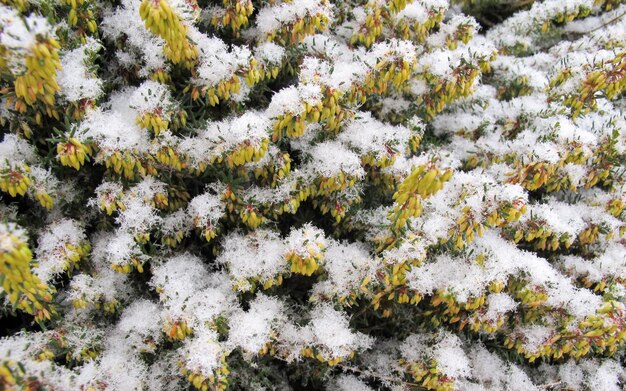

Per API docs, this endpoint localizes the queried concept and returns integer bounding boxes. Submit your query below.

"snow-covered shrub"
[1,0,625,390]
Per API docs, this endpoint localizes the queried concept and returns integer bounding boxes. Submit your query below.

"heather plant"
[0,0,625,390]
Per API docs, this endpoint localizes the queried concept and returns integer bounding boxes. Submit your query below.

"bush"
[1,0,626,389]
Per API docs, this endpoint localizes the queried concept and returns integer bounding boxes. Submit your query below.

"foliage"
[1,0,626,390]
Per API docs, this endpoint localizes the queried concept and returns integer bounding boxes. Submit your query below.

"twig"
[586,9,626,33]
[509,0,535,8]
[268,353,425,389]
[538,381,564,389]
[336,363,425,389]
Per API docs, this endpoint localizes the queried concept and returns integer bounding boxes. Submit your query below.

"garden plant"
[1,0,626,389]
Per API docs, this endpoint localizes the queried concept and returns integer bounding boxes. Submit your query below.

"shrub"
[1,0,625,389]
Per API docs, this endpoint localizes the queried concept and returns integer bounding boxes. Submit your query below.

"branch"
[585,9,626,34]
[336,363,425,389]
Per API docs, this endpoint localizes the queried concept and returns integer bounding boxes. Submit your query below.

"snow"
[0,134,37,168]
[227,294,286,355]
[129,80,174,115]
[182,330,227,378]
[306,141,365,179]
[3,0,626,389]
[0,5,52,72]
[188,192,224,227]
[34,219,87,283]
[57,39,103,102]
[255,0,333,36]
[78,106,151,153]
[312,240,377,299]
[217,230,288,290]
[101,0,167,76]
[331,375,374,391]
[303,303,374,360]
